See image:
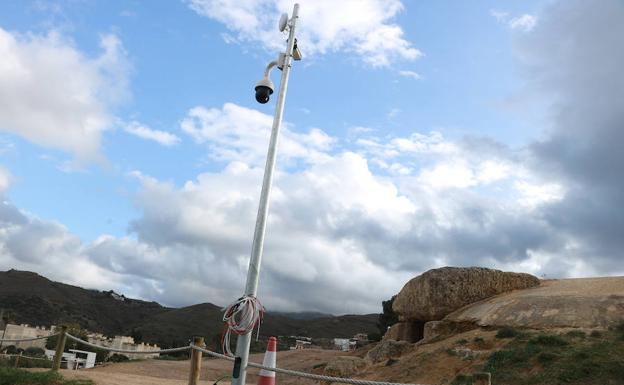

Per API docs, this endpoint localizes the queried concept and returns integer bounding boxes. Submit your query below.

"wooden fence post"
[52,326,67,371]
[14,352,21,368]
[188,336,205,385]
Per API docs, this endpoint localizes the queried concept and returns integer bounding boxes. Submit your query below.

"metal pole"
[231,4,299,385]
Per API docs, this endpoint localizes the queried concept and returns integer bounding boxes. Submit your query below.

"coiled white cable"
[221,295,265,356]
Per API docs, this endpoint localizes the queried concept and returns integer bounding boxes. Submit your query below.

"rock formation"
[386,267,540,342]
[393,267,540,321]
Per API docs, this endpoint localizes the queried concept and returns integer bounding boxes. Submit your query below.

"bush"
[107,353,129,363]
[473,337,484,344]
[590,330,602,338]
[530,334,568,347]
[450,374,473,385]
[537,352,559,365]
[495,327,519,339]
[456,339,468,345]
[565,330,586,339]
[24,347,46,357]
[0,367,94,385]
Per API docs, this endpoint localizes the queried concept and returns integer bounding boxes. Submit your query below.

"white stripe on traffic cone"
[257,336,277,385]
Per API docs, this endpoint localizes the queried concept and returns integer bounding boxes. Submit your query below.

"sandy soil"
[59,349,344,385]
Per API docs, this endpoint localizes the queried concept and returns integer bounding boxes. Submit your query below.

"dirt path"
[58,349,343,385]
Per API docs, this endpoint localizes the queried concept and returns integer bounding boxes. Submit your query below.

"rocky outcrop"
[423,320,477,341]
[393,267,540,321]
[383,321,424,342]
[366,340,413,363]
[323,356,366,384]
[445,277,624,329]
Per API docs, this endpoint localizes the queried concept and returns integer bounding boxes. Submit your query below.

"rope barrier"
[0,333,59,343]
[190,345,428,385]
[2,332,427,385]
[65,333,191,355]
[0,354,51,362]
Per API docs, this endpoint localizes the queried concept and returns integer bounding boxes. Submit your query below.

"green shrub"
[24,347,46,357]
[0,367,94,385]
[107,353,129,363]
[537,352,558,365]
[445,348,458,356]
[450,374,473,385]
[590,330,602,338]
[495,327,519,339]
[457,339,468,345]
[530,334,568,347]
[565,330,586,339]
[473,337,484,344]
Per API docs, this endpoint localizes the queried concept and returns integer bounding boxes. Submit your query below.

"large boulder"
[393,267,540,321]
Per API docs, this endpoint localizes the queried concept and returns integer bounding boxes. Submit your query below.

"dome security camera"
[254,77,274,104]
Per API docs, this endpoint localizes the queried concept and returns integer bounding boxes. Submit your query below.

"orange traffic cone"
[257,336,277,385]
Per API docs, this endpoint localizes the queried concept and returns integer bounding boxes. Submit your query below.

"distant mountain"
[272,311,333,320]
[0,270,379,348]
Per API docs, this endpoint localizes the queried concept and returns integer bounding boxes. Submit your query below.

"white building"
[44,349,96,369]
[0,324,54,349]
[333,338,356,352]
[87,333,160,359]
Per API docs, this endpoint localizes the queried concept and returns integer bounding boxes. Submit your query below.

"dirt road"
[60,349,344,385]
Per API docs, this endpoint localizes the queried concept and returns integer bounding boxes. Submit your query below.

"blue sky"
[0,0,622,314]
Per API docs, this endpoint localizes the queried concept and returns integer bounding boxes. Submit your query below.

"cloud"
[491,9,537,32]
[509,14,537,32]
[0,166,11,194]
[518,0,624,273]
[124,121,181,147]
[180,103,334,166]
[188,0,422,67]
[0,27,130,162]
[398,70,422,80]
[1,0,623,316]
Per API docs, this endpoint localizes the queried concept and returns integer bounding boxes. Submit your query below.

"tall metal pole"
[231,4,299,385]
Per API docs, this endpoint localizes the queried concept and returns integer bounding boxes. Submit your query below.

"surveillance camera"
[255,77,274,104]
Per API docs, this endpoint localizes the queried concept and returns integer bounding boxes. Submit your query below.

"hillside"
[0,269,168,335]
[135,302,379,347]
[0,270,378,346]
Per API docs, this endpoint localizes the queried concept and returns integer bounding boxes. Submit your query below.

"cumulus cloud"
[0,27,130,162]
[1,0,623,315]
[180,103,334,166]
[188,0,422,67]
[124,121,181,147]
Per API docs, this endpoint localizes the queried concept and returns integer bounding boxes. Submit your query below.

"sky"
[0,0,622,315]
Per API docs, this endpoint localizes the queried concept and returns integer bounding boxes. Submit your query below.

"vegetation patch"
[0,367,94,385]
[484,329,624,385]
[530,334,568,347]
[450,374,474,385]
[565,330,586,339]
[495,327,520,339]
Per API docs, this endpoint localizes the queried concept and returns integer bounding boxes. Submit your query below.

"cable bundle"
[221,295,265,356]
